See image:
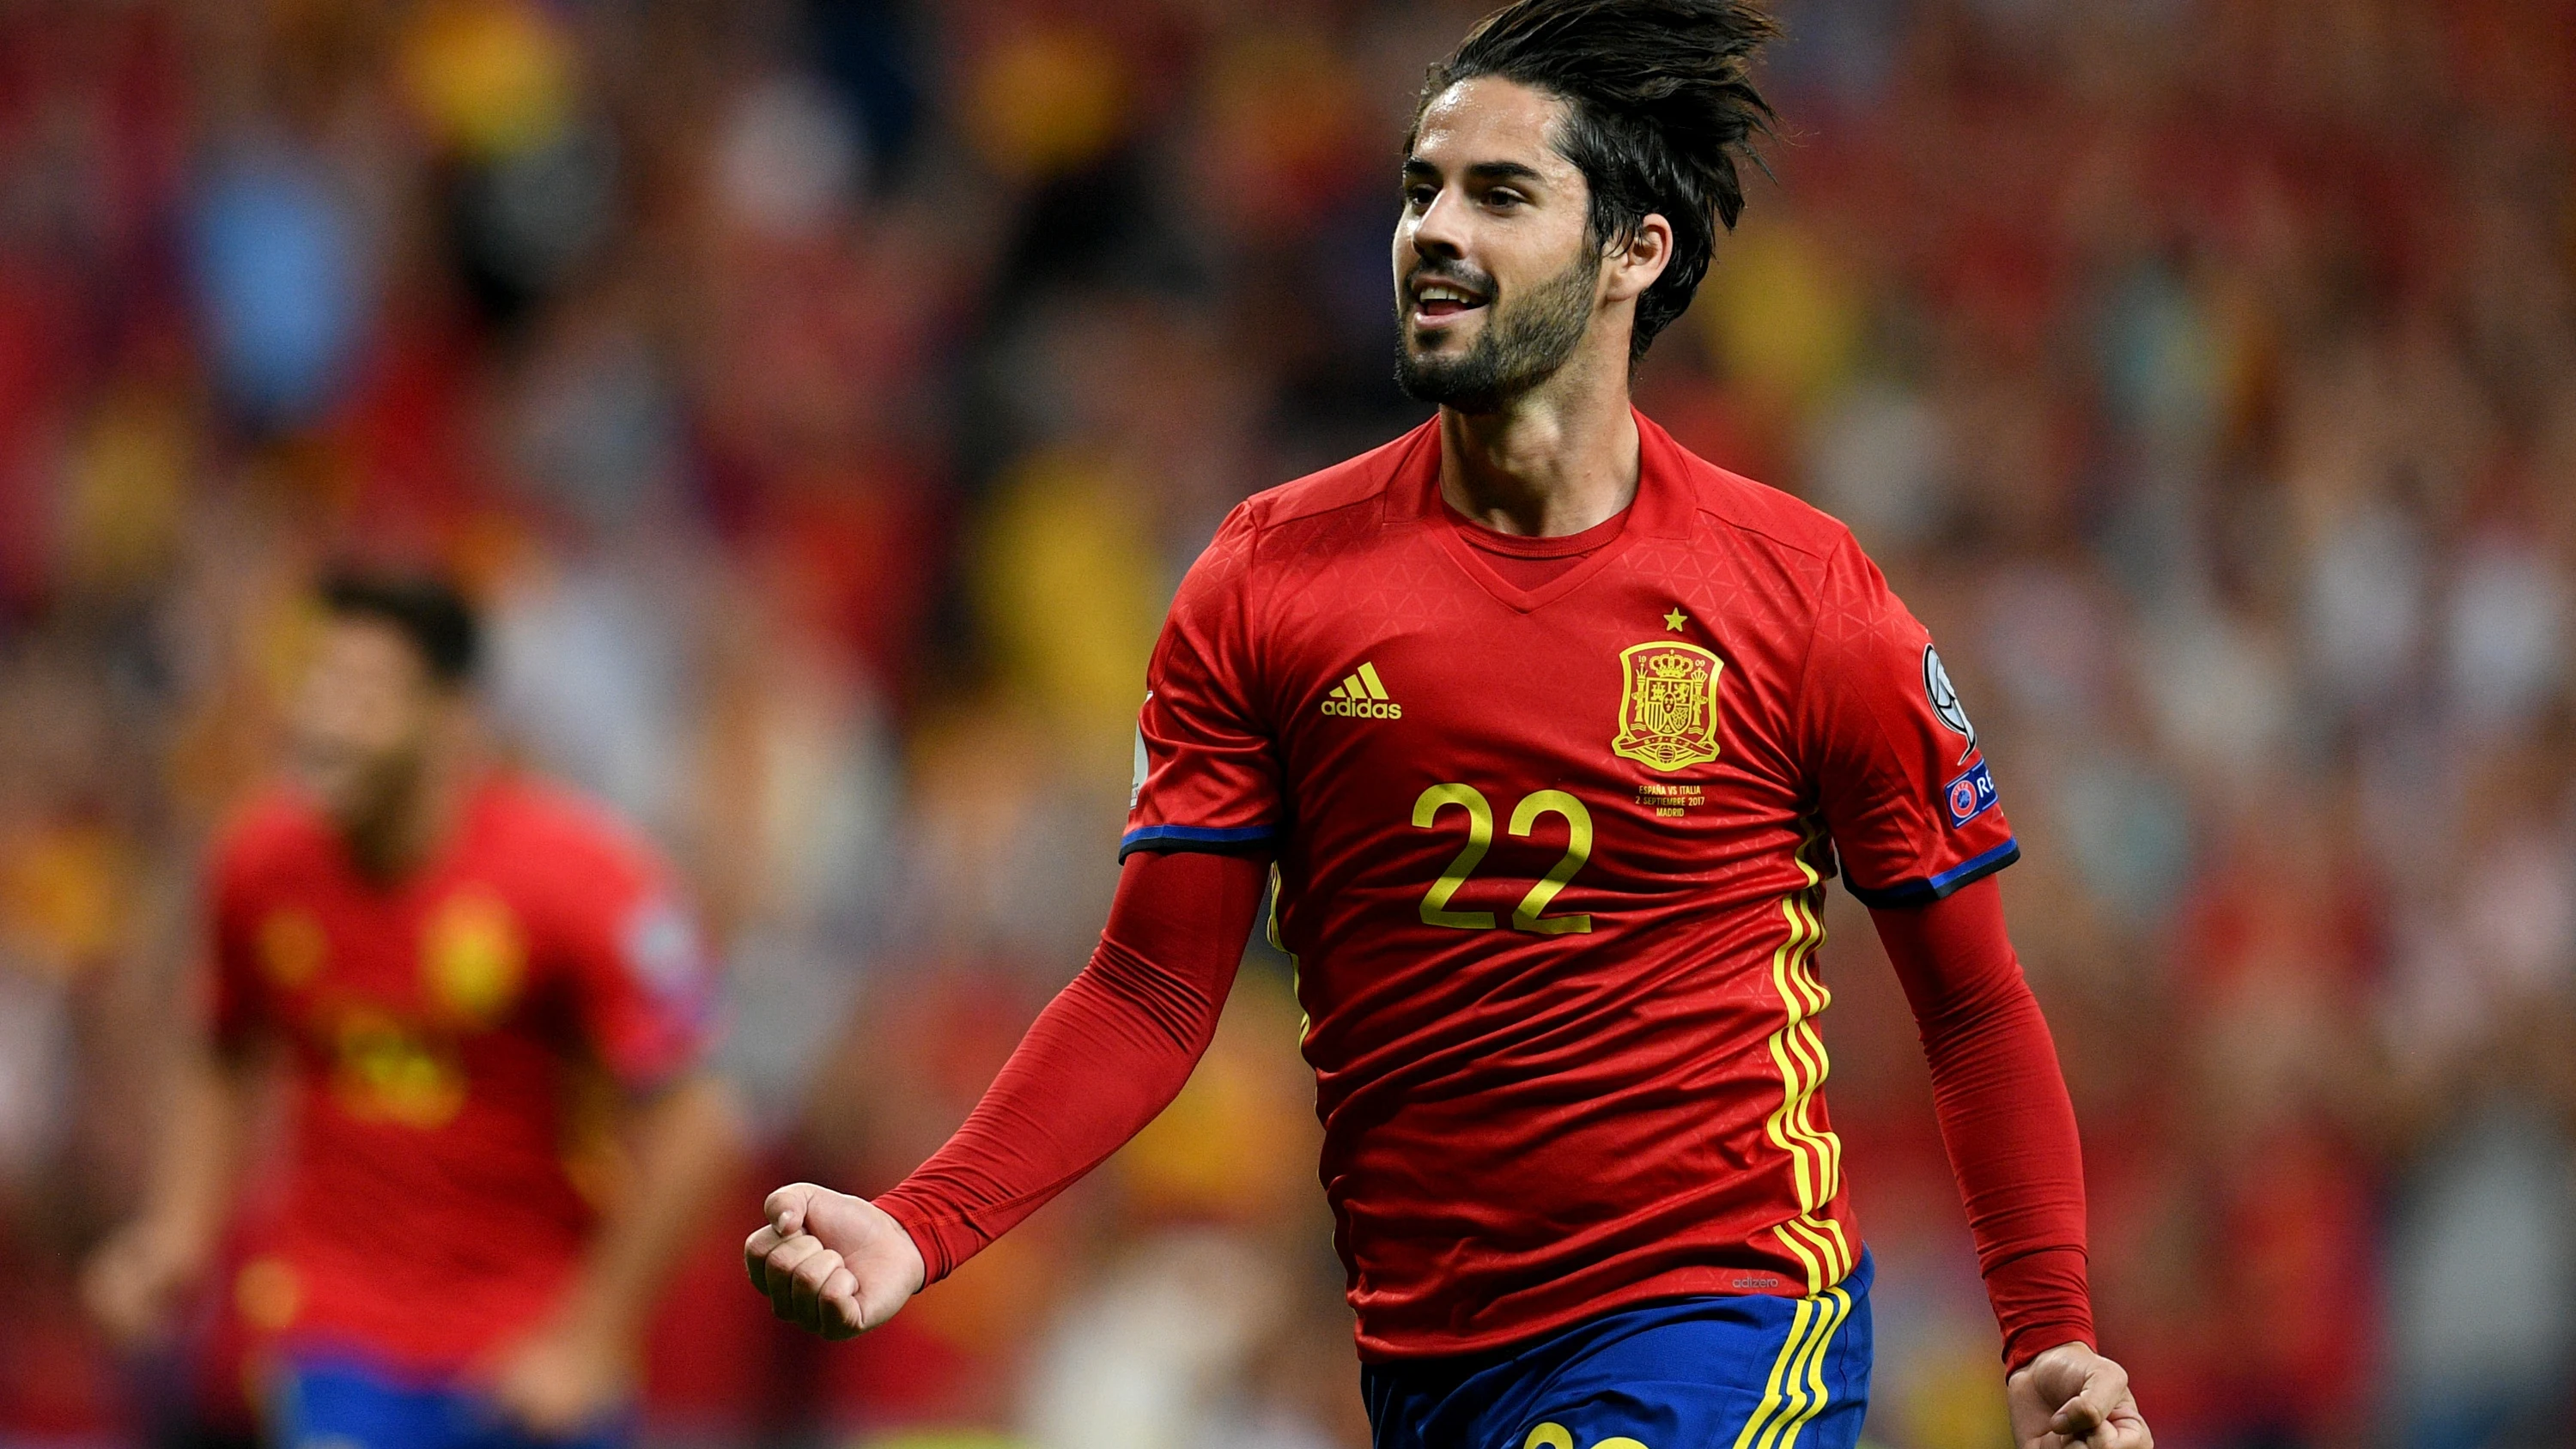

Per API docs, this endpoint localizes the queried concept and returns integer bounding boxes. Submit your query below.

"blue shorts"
[270,1353,634,1449]
[1364,1252,1873,1449]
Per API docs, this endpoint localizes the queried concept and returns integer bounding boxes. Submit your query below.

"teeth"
[1418,284,1478,305]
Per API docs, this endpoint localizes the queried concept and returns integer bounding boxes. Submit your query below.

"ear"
[1602,213,1674,305]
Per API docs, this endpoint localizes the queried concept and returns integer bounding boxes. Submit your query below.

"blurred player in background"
[750,2,2152,1446]
[85,573,745,1449]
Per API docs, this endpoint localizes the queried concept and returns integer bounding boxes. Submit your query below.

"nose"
[1408,185,1471,263]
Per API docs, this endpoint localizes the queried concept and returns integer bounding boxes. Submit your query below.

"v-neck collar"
[324,772,502,903]
[1403,409,1695,615]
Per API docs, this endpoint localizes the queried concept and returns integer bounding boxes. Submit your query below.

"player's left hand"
[743,1181,924,1339]
[2007,1342,2151,1449]
[483,1317,635,1438]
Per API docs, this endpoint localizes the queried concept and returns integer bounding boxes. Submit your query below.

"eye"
[1403,182,1437,209]
[1484,189,1525,211]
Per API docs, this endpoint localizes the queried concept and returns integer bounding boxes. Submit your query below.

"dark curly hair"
[1409,0,1781,361]
[319,568,481,687]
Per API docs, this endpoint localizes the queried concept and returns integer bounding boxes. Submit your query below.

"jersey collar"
[1403,406,1695,614]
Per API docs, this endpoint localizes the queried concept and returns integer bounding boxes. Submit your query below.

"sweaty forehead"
[1410,76,1578,183]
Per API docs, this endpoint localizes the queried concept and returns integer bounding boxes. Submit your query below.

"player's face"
[290,618,441,830]
[1394,77,1604,412]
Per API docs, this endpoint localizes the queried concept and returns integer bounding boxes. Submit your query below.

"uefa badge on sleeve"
[1943,761,1999,828]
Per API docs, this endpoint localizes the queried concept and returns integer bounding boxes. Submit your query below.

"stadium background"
[0,0,2571,1446]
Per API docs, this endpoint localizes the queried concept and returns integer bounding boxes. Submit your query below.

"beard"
[1394,248,1601,414]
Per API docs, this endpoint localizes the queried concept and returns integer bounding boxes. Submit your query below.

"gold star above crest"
[1663,607,1688,631]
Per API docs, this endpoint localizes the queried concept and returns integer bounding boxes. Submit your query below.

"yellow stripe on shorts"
[1728,1285,1854,1449]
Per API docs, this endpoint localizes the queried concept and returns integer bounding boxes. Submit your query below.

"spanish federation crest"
[422,891,526,1025]
[1612,641,1724,772]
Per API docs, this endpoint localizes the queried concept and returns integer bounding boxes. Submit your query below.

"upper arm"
[552,834,719,1094]
[1799,536,2020,910]
[1123,507,1283,863]
[1868,874,2026,1027]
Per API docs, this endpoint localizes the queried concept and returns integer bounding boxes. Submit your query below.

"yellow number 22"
[1525,1426,1649,1449]
[1411,784,1594,935]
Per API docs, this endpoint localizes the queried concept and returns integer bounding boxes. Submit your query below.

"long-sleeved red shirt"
[885,421,2095,1366]
[878,852,2090,1369]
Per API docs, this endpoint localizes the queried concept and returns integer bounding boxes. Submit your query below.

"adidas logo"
[1321,662,1402,719]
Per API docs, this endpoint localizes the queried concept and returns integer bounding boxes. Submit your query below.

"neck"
[1437,343,1640,538]
[345,743,476,882]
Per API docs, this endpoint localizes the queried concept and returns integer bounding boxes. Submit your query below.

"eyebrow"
[1402,157,1549,186]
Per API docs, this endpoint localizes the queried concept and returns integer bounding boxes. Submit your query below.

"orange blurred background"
[0,3,2572,1447]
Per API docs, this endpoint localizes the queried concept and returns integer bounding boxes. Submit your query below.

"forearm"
[557,1072,749,1343]
[875,848,1267,1281]
[88,1043,258,1341]
[142,1046,255,1259]
[1873,877,2092,1370]
[1917,983,2092,1366]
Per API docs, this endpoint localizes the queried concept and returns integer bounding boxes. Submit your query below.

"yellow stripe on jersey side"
[1760,827,1850,1293]
[1267,862,1321,1055]
[1782,885,1853,1274]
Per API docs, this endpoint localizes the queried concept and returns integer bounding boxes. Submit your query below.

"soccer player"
[748,2,2153,1446]
[87,573,745,1449]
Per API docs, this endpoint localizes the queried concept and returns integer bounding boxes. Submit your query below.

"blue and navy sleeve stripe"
[1843,837,2021,910]
[1117,822,1280,861]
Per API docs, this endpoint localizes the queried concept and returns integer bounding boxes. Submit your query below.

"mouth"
[1407,276,1490,328]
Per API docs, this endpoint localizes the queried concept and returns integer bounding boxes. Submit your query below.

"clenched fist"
[2008,1342,2152,1449]
[742,1183,927,1340]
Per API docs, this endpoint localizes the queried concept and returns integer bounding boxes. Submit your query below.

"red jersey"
[208,773,715,1372]
[1123,414,2020,1358]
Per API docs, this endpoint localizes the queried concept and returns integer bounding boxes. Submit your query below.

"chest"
[245,876,550,1038]
[1270,546,1807,796]
[1257,543,1824,913]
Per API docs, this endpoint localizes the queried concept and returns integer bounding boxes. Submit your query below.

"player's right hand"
[81,1217,205,1345]
[743,1182,926,1340]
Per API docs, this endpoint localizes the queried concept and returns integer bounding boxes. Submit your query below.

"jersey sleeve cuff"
[2003,1322,2098,1373]
[1116,823,1279,862]
[872,1190,963,1286]
[1845,837,2020,909]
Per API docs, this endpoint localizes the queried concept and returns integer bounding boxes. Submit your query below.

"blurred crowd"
[1,1,2573,1447]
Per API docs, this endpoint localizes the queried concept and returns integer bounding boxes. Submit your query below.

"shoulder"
[477,779,708,1020]
[1221,421,1436,559]
[1641,416,1889,632]
[1645,415,1860,567]
[477,774,666,890]
[1244,421,1431,527]
[1169,421,1434,616]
